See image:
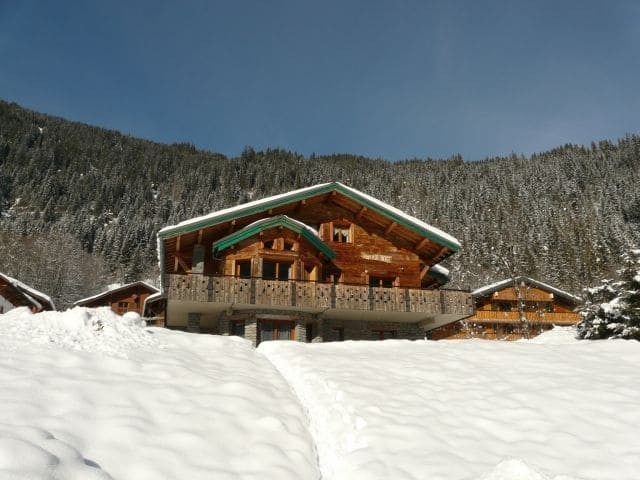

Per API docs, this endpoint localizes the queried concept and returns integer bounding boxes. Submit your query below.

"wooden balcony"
[166,274,473,317]
[469,310,580,325]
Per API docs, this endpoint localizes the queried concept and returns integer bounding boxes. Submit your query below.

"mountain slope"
[1,99,638,305]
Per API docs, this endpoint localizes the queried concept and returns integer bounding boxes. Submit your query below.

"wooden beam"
[355,206,367,220]
[295,199,306,213]
[176,235,181,252]
[414,238,429,250]
[228,219,236,234]
[420,264,430,280]
[174,253,190,272]
[384,221,397,235]
[434,246,449,260]
[197,229,203,244]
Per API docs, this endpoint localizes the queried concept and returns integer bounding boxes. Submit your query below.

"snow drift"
[0,308,319,480]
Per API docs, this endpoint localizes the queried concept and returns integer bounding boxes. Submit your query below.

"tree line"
[0,99,638,307]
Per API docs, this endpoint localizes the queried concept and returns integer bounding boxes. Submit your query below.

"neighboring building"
[74,281,159,315]
[142,291,166,326]
[0,272,56,313]
[157,182,473,345]
[429,276,581,340]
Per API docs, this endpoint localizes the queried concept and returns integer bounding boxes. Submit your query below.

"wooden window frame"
[330,222,352,243]
[257,319,296,344]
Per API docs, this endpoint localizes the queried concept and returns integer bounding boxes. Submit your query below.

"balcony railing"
[166,274,473,317]
[469,310,580,325]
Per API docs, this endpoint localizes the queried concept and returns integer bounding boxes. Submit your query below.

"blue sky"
[1,0,639,161]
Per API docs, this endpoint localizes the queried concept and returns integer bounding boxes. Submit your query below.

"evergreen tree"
[577,249,640,340]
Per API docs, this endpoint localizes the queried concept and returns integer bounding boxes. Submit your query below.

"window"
[284,240,295,251]
[372,329,397,340]
[262,260,292,280]
[231,320,245,337]
[369,276,395,288]
[263,240,275,249]
[332,224,351,243]
[258,320,295,344]
[236,260,252,278]
[117,301,129,314]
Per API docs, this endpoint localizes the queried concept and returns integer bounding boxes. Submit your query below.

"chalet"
[0,272,56,313]
[157,182,473,345]
[74,281,159,315]
[429,276,581,340]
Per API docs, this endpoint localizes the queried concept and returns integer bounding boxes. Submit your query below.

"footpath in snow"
[0,307,319,480]
[260,328,640,480]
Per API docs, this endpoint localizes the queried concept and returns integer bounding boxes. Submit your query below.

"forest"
[0,99,639,307]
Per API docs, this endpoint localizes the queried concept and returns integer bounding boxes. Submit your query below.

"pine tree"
[577,249,640,340]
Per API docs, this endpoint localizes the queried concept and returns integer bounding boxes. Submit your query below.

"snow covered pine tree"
[577,249,640,340]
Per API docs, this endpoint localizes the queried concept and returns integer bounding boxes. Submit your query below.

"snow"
[260,333,640,480]
[73,281,158,306]
[0,308,319,480]
[429,263,450,278]
[3,306,638,480]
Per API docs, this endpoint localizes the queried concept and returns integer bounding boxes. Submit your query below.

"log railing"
[166,274,473,316]
[470,310,580,324]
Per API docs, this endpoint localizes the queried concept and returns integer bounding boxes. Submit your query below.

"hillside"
[0,99,639,306]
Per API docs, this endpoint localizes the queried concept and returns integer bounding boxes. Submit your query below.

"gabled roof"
[472,276,581,304]
[74,281,159,306]
[158,182,461,252]
[0,272,56,311]
[212,215,336,259]
[427,264,450,284]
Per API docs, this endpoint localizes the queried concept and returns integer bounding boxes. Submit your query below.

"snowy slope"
[260,331,640,480]
[0,308,319,480]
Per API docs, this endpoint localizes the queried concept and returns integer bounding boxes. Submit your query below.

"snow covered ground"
[2,308,639,480]
[0,307,319,480]
[260,328,640,480]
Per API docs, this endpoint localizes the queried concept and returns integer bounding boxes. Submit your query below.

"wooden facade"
[0,273,55,313]
[158,182,473,344]
[74,281,159,316]
[429,277,581,340]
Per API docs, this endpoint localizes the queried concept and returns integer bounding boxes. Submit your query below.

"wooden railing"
[166,274,473,316]
[470,310,580,325]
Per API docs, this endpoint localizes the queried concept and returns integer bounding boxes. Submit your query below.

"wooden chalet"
[74,281,159,316]
[0,272,56,313]
[157,182,473,345]
[429,276,581,340]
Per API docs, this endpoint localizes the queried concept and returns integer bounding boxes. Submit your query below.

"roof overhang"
[158,182,461,253]
[212,215,336,259]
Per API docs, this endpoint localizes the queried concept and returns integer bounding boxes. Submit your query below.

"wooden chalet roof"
[159,182,461,251]
[0,272,56,311]
[212,215,336,259]
[472,276,582,305]
[74,281,159,307]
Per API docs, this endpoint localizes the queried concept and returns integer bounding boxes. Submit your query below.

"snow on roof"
[158,182,461,251]
[0,272,56,310]
[74,281,158,306]
[337,183,462,250]
[242,215,320,238]
[159,183,330,236]
[429,264,450,278]
[472,276,581,304]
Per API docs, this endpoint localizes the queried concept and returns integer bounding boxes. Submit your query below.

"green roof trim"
[427,268,450,285]
[159,182,460,253]
[212,215,336,259]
